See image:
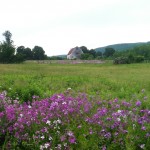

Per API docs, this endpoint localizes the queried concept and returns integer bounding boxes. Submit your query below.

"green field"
[0,61,149,102]
[1,61,150,149]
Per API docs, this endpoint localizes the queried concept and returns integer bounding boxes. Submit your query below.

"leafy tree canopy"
[0,31,16,63]
[3,30,13,45]
[104,47,116,57]
[32,46,45,60]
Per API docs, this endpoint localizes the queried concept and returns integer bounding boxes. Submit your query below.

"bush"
[12,54,25,63]
[134,56,144,63]
[114,55,145,64]
[113,57,130,64]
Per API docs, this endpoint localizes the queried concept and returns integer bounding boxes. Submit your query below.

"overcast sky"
[0,0,150,56]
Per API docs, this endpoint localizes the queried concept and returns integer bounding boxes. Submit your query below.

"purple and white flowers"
[0,91,150,149]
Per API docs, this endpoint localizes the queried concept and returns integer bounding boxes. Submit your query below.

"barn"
[67,47,83,59]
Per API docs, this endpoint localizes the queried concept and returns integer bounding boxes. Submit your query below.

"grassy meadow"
[0,61,149,101]
[0,61,150,150]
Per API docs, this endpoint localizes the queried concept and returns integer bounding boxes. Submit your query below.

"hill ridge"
[94,41,150,53]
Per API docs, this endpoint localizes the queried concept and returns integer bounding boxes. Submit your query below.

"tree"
[80,46,89,53]
[32,46,45,60]
[89,49,96,58]
[49,56,63,60]
[95,51,102,59]
[128,54,134,63]
[80,46,97,59]
[134,56,144,63]
[16,46,33,60]
[12,53,25,63]
[96,51,102,57]
[0,31,15,63]
[24,48,33,60]
[0,43,15,63]
[81,53,92,60]
[104,47,115,57]
[16,46,25,54]
[3,30,13,45]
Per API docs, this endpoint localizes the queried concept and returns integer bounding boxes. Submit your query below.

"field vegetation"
[0,61,150,149]
[0,62,149,101]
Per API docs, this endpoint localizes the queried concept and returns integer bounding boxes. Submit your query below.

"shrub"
[113,57,130,64]
[134,56,145,63]
[114,55,145,64]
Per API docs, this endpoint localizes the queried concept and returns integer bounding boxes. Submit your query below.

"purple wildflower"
[136,100,141,107]
[141,126,146,131]
[69,136,76,144]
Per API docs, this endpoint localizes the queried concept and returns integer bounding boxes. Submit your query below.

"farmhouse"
[67,46,83,59]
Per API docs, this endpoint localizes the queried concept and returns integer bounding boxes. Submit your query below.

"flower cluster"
[0,91,150,149]
[38,60,104,64]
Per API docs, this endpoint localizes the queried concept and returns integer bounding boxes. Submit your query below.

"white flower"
[28,105,32,108]
[62,102,67,105]
[44,143,50,149]
[20,114,23,117]
[123,115,127,122]
[129,111,132,114]
[40,145,44,150]
[46,120,51,125]
[41,135,45,139]
[140,144,145,149]
[57,144,61,148]
[67,87,71,90]
[57,95,61,98]
[123,115,127,118]
[133,124,136,130]
[80,110,83,114]
[141,89,145,93]
[53,120,57,125]
[57,119,61,124]
[67,131,73,136]
[49,136,53,141]
[101,129,105,132]
[13,100,18,104]
[117,118,121,122]
[117,110,122,113]
[68,101,72,105]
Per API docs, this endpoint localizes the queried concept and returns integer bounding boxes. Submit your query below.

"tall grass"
[0,62,149,101]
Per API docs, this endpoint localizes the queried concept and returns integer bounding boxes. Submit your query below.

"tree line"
[79,46,115,60]
[79,44,150,64]
[0,31,47,63]
[1,30,150,63]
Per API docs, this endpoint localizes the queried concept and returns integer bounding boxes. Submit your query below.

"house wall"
[67,47,83,59]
